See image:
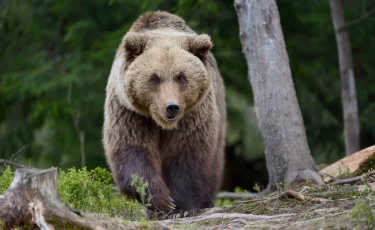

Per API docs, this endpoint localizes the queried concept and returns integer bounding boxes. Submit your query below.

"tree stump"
[0,167,105,230]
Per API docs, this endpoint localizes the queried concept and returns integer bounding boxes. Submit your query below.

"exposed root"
[333,170,375,185]
[216,192,262,200]
[160,212,294,225]
[29,200,55,230]
[286,169,325,187]
[199,207,227,216]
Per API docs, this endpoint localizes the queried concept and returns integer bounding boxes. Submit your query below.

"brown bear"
[103,11,226,218]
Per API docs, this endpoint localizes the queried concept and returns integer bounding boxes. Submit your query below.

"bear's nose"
[165,102,180,117]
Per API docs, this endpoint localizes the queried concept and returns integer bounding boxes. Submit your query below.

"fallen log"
[319,145,375,181]
[0,167,106,230]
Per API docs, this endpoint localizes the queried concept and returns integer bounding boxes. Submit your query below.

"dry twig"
[333,170,375,185]
[216,192,262,200]
[338,7,375,32]
[0,159,30,168]
[281,190,328,202]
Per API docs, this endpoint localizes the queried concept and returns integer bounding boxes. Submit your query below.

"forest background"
[1,0,374,191]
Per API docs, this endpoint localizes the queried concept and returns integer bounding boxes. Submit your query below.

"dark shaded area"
[222,144,268,192]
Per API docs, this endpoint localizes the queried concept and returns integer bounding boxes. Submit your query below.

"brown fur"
[103,11,226,218]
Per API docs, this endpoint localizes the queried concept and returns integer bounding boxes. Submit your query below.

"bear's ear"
[122,32,148,63]
[187,34,213,63]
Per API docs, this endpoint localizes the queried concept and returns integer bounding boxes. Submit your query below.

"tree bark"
[329,0,360,156]
[233,0,323,191]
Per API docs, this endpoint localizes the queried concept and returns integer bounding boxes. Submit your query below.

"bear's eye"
[149,74,161,86]
[175,73,187,86]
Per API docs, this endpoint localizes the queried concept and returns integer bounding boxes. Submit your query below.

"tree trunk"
[234,0,323,191]
[329,0,360,156]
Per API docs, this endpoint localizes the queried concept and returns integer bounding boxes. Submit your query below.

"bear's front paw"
[151,195,176,215]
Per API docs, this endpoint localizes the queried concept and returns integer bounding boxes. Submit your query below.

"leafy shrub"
[58,167,146,220]
[0,166,13,193]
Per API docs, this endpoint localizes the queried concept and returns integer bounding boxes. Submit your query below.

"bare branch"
[80,131,85,168]
[334,170,375,185]
[216,192,262,200]
[0,159,30,168]
[66,84,86,167]
[9,145,26,162]
[338,7,375,32]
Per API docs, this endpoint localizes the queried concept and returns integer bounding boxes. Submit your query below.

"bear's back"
[129,11,194,34]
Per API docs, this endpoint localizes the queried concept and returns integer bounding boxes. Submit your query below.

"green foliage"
[57,167,146,220]
[0,166,13,194]
[352,199,375,229]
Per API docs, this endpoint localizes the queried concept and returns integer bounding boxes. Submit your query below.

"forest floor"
[82,147,375,230]
[83,180,375,230]
[2,180,375,230]
[1,147,375,229]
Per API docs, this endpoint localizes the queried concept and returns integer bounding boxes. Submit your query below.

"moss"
[306,184,365,200]
[357,152,375,175]
[226,196,320,216]
[46,218,90,230]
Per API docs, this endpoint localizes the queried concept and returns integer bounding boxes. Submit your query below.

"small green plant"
[352,199,375,229]
[275,181,285,193]
[0,166,14,194]
[58,167,146,220]
[252,183,261,193]
[337,166,351,179]
[130,173,153,221]
[130,173,150,207]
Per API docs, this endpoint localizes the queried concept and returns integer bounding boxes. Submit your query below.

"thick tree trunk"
[329,0,360,156]
[234,0,323,191]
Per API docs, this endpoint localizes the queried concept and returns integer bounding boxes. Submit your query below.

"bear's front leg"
[163,144,216,218]
[110,146,176,215]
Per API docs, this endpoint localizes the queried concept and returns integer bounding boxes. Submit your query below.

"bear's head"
[115,30,213,129]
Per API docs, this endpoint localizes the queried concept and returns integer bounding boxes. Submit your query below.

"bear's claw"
[167,210,189,219]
